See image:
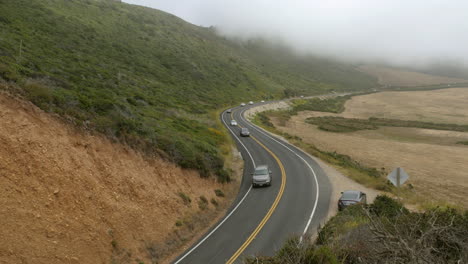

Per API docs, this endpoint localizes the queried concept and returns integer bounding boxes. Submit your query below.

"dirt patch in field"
[359,65,468,86]
[271,89,468,209]
[0,92,241,264]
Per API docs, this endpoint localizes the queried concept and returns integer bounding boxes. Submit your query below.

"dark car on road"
[240,127,250,137]
[338,190,367,211]
[252,165,272,187]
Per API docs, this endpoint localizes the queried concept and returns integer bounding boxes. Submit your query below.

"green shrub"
[177,192,191,206]
[210,198,219,207]
[198,196,208,210]
[317,205,367,245]
[215,168,231,183]
[23,81,53,108]
[256,112,274,128]
[0,63,20,81]
[214,189,225,197]
[309,246,339,264]
[199,195,208,204]
[370,195,409,218]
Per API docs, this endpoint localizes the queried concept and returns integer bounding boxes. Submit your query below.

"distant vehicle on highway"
[252,165,272,187]
[300,95,304,98]
[338,190,367,211]
[240,103,246,107]
[226,109,232,113]
[249,101,254,105]
[230,120,237,126]
[240,127,250,137]
[261,100,265,103]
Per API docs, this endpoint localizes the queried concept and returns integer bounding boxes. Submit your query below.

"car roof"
[255,165,268,170]
[340,190,361,200]
[342,190,360,195]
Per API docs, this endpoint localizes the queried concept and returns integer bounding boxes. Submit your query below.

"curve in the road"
[226,135,286,263]
[238,108,321,241]
[172,103,331,264]
[173,110,256,264]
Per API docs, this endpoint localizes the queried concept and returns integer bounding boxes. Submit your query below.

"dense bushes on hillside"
[0,0,376,179]
[245,196,468,264]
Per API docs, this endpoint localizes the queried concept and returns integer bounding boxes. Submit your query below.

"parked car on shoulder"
[230,120,238,126]
[240,127,250,137]
[338,190,367,211]
[252,165,272,187]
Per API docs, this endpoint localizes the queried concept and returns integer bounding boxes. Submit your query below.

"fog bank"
[124,0,468,67]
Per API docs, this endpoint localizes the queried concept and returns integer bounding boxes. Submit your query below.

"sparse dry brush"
[305,116,468,133]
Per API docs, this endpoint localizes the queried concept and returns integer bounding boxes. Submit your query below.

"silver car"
[230,120,238,126]
[252,165,272,187]
[338,190,367,211]
[240,127,250,137]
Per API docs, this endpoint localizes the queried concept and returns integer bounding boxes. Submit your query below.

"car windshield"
[341,192,359,200]
[254,168,268,175]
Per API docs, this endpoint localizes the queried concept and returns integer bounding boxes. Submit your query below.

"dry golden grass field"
[358,65,468,86]
[274,88,468,208]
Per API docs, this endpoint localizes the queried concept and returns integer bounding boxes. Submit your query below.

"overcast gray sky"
[124,0,468,66]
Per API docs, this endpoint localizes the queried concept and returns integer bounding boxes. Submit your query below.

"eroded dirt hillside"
[0,92,236,263]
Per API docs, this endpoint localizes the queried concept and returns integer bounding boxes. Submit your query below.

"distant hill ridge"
[0,0,377,178]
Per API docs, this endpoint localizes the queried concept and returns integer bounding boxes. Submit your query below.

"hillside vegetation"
[0,0,376,178]
[246,196,468,264]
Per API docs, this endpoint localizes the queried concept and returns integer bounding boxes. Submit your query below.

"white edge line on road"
[174,109,255,264]
[239,108,319,241]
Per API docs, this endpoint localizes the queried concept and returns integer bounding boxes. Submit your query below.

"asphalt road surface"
[172,103,332,264]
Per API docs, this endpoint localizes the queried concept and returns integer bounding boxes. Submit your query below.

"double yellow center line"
[226,112,287,263]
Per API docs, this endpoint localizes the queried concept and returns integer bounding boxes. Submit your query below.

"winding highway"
[172,103,332,263]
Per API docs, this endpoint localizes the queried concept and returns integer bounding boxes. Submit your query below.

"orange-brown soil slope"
[0,92,231,263]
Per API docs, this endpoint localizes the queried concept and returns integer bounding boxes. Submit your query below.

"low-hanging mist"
[124,0,468,69]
